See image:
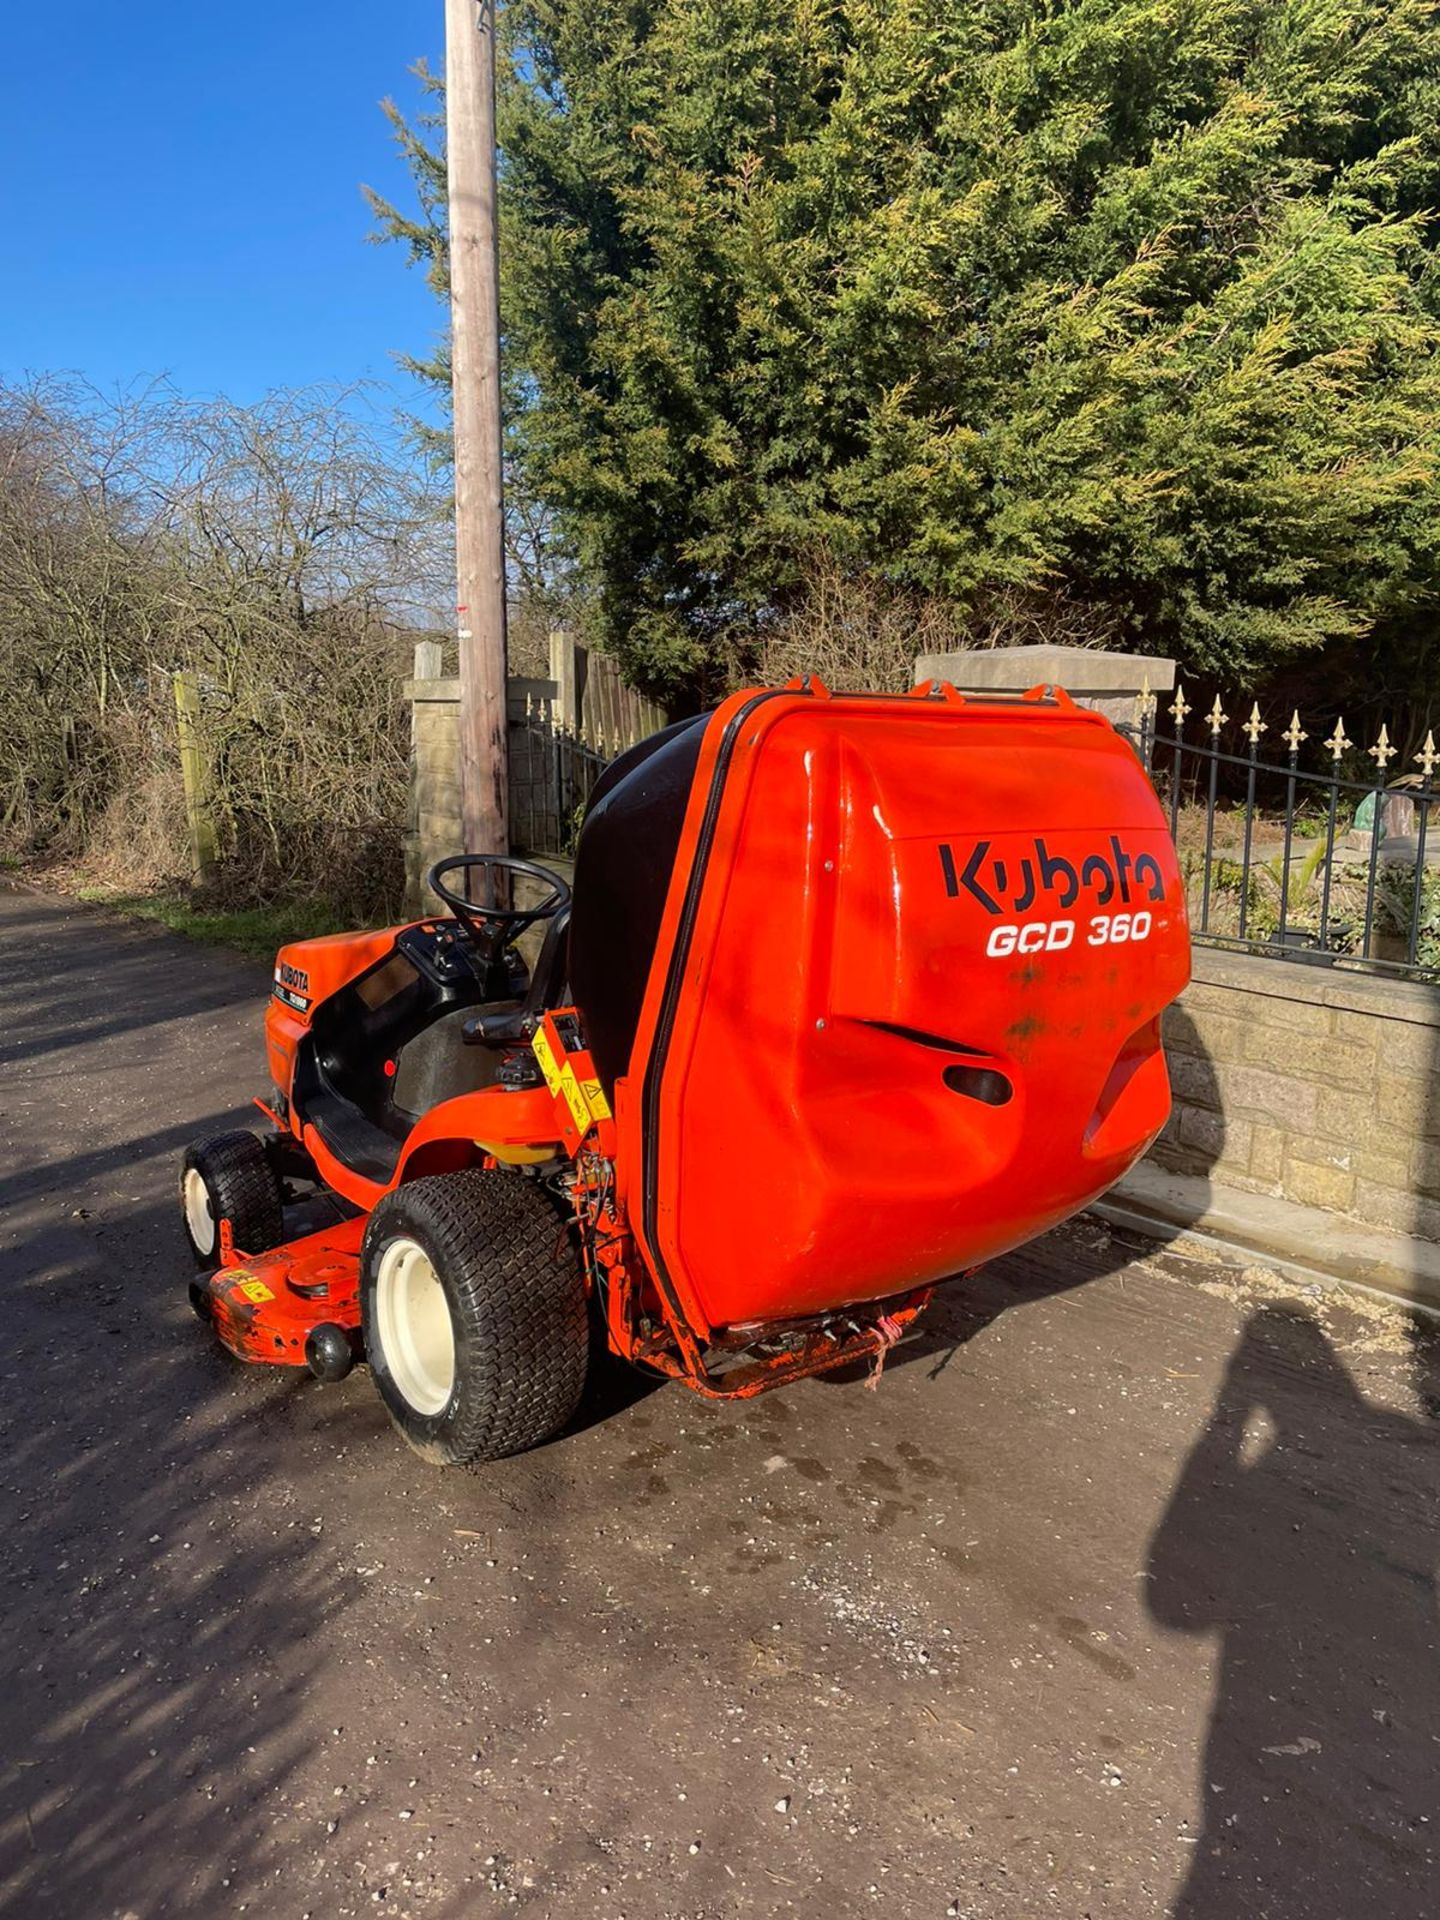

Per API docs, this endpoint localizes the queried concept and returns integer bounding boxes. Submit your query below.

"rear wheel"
[181,1131,284,1265]
[360,1170,588,1466]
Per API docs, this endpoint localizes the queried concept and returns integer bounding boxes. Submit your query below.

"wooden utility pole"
[445,0,508,854]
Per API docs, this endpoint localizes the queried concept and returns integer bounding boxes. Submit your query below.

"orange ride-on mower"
[180,679,1190,1467]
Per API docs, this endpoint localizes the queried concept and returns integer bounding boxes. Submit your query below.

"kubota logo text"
[938,835,1166,917]
[271,959,312,1012]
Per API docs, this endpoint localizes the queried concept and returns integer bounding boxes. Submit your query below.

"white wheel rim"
[374,1236,456,1417]
[184,1168,215,1256]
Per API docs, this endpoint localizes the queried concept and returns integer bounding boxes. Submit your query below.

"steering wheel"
[427,854,571,969]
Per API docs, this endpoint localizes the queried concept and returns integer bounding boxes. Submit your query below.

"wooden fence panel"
[547,632,666,757]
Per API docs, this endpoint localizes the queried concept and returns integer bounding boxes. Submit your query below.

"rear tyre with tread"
[361,1170,588,1467]
[181,1131,284,1265]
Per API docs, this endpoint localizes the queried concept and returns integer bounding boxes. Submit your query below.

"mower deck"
[194,1214,363,1375]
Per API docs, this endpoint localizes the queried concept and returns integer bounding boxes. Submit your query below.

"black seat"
[567,714,707,1093]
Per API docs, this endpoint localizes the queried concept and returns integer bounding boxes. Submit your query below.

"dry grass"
[0,380,441,925]
[753,553,1130,693]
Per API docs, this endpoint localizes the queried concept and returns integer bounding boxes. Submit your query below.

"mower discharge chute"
[181,680,1190,1465]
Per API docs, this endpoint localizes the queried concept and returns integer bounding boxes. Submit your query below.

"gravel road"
[1,883,1437,1919]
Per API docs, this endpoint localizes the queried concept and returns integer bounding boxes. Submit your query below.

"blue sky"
[0,1,443,419]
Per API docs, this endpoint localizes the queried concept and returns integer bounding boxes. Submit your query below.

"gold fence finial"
[1170,682,1190,726]
[1369,723,1397,772]
[1242,702,1266,746]
[1417,730,1439,781]
[1206,695,1227,736]
[1325,717,1351,761]
[1282,709,1307,753]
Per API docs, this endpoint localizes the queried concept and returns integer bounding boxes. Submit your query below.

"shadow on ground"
[849,1010,1440,1917]
[0,895,255,1070]
[1148,1303,1438,1917]
[0,1191,360,1912]
[7,883,1439,1916]
[0,889,354,1911]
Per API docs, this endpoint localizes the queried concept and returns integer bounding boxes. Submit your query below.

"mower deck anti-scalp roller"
[179,678,1191,1467]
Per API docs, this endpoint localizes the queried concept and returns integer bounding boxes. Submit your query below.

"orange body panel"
[619,686,1189,1339]
[264,924,414,1100]
[395,1086,565,1180]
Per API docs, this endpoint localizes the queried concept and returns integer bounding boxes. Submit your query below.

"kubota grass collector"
[180,679,1190,1466]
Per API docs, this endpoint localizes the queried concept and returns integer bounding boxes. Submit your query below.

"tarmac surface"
[1,881,1438,1920]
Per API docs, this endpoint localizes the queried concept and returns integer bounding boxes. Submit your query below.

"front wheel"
[360,1170,588,1466]
[181,1131,283,1266]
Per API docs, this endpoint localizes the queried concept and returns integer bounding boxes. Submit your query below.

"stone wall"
[406,677,465,909]
[913,644,1175,729]
[1157,946,1440,1242]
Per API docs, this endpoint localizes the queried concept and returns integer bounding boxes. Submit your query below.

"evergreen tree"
[372,0,1440,706]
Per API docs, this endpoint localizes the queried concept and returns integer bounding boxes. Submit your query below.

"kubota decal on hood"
[937,835,1168,916]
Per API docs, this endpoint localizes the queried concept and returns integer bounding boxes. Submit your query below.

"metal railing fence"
[1131,682,1440,981]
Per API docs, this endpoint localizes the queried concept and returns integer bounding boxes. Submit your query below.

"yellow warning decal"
[531,1028,611,1133]
[562,1073,591,1133]
[531,1026,565,1099]
[237,1278,274,1304]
